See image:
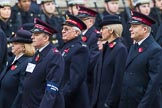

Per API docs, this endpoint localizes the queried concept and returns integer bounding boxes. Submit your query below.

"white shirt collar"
[82,29,88,35]
[12,53,24,64]
[38,43,49,52]
[136,35,149,45]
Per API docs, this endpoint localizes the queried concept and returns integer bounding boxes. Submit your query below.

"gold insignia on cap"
[66,14,70,20]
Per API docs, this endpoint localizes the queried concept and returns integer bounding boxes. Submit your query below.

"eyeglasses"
[81,17,90,21]
[62,27,73,32]
[101,26,109,31]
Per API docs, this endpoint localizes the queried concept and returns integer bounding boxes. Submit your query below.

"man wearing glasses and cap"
[60,14,90,108]
[22,18,65,108]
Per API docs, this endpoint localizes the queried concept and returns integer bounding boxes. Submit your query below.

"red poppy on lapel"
[109,42,116,48]
[35,55,40,62]
[138,47,143,53]
[64,48,70,53]
[10,65,17,70]
[53,48,59,53]
[82,36,87,42]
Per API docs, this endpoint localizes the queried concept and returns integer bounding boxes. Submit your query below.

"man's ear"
[143,26,148,33]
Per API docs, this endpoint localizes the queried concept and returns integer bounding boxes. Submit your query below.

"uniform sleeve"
[104,47,128,107]
[39,52,64,108]
[62,46,89,96]
[138,49,162,108]
[11,59,30,108]
[88,34,100,70]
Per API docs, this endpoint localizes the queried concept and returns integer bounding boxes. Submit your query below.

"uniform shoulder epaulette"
[82,44,87,47]
[94,29,102,38]
[94,29,101,34]
[78,41,87,47]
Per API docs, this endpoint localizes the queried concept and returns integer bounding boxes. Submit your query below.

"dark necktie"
[128,43,139,59]
[134,43,139,50]
[34,50,40,62]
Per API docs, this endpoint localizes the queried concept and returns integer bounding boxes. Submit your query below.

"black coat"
[0,28,7,73]
[10,3,41,33]
[119,36,162,108]
[92,38,128,108]
[60,37,90,108]
[82,26,100,102]
[0,55,32,108]
[22,43,65,108]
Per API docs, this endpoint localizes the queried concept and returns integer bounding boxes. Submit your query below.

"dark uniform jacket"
[0,28,7,73]
[10,4,41,33]
[82,26,100,102]
[92,38,128,108]
[0,19,12,38]
[155,23,162,47]
[60,36,90,108]
[0,55,31,108]
[22,43,65,108]
[40,14,64,48]
[119,35,162,108]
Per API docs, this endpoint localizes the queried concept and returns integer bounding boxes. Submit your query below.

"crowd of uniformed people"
[0,0,162,108]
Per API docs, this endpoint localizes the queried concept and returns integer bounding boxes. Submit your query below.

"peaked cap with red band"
[62,14,87,30]
[105,0,119,2]
[77,5,98,18]
[129,11,156,26]
[31,18,57,35]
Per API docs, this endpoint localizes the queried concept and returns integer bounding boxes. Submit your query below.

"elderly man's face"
[129,24,147,42]
[62,25,78,42]
[31,32,49,49]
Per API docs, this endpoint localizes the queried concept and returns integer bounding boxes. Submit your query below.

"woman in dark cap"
[91,15,128,108]
[0,29,35,108]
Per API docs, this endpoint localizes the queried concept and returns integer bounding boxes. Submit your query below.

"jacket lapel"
[125,35,154,67]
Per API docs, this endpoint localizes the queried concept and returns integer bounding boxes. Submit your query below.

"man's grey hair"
[72,26,81,34]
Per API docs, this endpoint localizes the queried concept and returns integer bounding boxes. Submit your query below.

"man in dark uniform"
[40,0,64,48]
[0,0,13,38]
[0,3,8,74]
[22,18,65,108]
[119,11,162,108]
[77,5,100,103]
[10,0,41,33]
[0,1,14,64]
[150,0,162,26]
[94,0,119,28]
[60,14,90,108]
